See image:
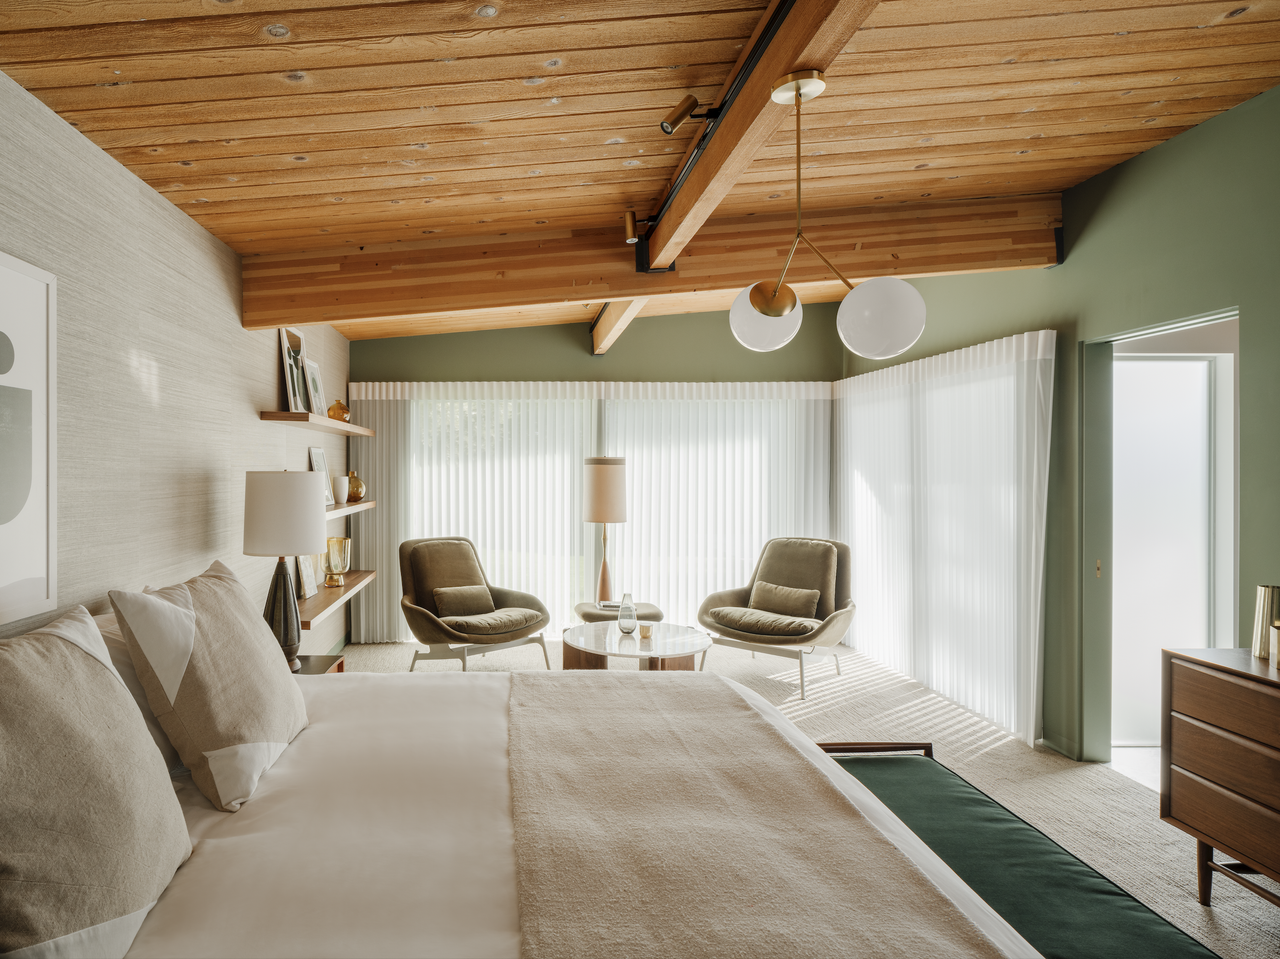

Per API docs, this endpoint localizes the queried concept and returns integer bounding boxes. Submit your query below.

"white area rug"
[343,639,1280,959]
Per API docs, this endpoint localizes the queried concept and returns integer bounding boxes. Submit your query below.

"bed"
[0,564,1039,959]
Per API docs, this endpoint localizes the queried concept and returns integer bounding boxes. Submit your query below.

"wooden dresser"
[1161,648,1280,908]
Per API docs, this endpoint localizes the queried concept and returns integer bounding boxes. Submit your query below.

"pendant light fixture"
[728,71,926,358]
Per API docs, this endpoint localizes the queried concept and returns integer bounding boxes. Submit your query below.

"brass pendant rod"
[800,233,855,291]
[771,88,805,299]
[772,232,802,297]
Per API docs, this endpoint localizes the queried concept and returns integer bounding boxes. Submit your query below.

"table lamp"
[243,471,327,672]
[584,456,626,602]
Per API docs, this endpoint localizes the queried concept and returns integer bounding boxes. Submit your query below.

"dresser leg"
[1196,840,1213,906]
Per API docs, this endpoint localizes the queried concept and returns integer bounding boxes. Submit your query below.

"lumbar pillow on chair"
[441,608,543,635]
[709,606,822,638]
[433,584,496,618]
[749,580,821,619]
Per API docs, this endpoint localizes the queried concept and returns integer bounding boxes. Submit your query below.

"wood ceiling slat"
[104,111,665,164]
[156,153,678,203]
[139,135,681,192]
[4,11,759,86]
[29,38,744,114]
[1,0,436,31]
[0,0,765,63]
[861,0,1271,29]
[72,82,723,147]
[850,2,1280,52]
[54,64,728,134]
[333,301,608,341]
[832,21,1280,75]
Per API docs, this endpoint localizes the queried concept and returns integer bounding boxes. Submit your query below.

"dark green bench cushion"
[836,756,1217,959]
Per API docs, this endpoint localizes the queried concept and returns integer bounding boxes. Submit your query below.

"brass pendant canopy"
[748,281,799,317]
[770,70,827,105]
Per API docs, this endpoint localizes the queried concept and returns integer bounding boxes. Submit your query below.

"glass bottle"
[617,592,637,634]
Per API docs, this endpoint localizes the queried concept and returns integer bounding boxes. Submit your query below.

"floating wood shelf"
[298,570,375,630]
[259,411,375,437]
[326,499,376,521]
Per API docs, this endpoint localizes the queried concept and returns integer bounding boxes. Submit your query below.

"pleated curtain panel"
[350,330,1055,745]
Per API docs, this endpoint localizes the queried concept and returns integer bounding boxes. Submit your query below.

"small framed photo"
[280,328,310,413]
[308,446,334,506]
[303,357,327,418]
[296,554,318,599]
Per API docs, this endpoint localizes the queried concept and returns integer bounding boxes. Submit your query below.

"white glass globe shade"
[836,276,926,359]
[728,284,803,352]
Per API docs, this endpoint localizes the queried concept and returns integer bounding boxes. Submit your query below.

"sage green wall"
[350,85,1280,761]
[350,302,845,382]
[852,85,1280,760]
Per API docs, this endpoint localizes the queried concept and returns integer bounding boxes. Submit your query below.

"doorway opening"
[1109,317,1237,786]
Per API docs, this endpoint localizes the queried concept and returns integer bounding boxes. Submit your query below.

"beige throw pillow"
[0,606,190,957]
[109,560,308,812]
[749,580,821,620]
[434,584,496,618]
[709,606,822,639]
[94,612,182,773]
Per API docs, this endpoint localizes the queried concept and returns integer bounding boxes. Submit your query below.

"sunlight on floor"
[1107,747,1161,792]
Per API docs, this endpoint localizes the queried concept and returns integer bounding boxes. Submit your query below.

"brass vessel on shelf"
[346,470,366,504]
[327,398,350,422]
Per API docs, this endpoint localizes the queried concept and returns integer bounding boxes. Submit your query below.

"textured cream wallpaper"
[0,72,350,655]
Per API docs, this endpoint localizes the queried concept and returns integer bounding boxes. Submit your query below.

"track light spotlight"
[624,211,638,244]
[660,95,699,135]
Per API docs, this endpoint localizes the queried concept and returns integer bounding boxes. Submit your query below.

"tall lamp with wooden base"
[243,471,327,672]
[584,457,626,603]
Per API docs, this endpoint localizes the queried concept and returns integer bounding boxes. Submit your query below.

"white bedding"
[126,671,1037,959]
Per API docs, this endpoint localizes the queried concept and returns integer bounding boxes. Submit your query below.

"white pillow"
[93,612,183,773]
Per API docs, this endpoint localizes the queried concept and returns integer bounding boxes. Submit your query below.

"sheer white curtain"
[350,381,829,641]
[602,382,831,627]
[833,332,1056,744]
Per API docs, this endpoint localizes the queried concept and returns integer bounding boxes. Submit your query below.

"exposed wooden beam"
[592,299,650,354]
[242,193,1061,333]
[644,0,880,269]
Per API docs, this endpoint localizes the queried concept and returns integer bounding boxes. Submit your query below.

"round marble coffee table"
[562,621,709,671]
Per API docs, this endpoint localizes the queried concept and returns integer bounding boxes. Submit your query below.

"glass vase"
[617,592,637,634]
[322,536,351,587]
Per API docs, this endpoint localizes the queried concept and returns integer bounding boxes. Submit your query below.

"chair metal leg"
[461,646,468,671]
[536,634,550,669]
[798,651,807,700]
[699,649,708,671]
[834,650,842,675]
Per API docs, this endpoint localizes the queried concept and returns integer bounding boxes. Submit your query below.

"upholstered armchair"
[399,537,550,671]
[697,537,855,699]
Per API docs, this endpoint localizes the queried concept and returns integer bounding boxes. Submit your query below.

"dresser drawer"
[1171,714,1280,811]
[1169,767,1280,873]
[1171,660,1280,750]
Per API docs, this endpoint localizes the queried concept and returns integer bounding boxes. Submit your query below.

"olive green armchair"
[698,537,855,699]
[399,537,550,671]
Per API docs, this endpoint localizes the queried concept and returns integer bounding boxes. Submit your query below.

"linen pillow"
[433,584,496,618]
[749,580,821,620]
[709,606,822,639]
[441,607,543,635]
[109,560,308,812]
[93,611,183,773]
[0,606,190,957]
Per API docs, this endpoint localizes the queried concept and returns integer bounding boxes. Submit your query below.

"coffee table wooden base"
[562,645,695,671]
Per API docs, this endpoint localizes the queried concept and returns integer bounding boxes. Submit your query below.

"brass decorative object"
[327,398,350,422]
[322,536,351,588]
[1253,585,1280,659]
[346,470,366,503]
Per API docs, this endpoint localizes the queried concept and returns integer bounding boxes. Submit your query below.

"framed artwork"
[308,446,334,506]
[0,251,57,626]
[303,357,327,418]
[280,328,310,413]
[296,554,318,599]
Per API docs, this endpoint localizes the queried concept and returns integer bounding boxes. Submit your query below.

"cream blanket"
[508,672,1009,959]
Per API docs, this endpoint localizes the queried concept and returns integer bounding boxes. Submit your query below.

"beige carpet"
[344,639,1280,959]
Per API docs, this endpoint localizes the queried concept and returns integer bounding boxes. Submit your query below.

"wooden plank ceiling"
[2,0,1277,340]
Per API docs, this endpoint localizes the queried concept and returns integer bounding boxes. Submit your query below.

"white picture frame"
[280,327,310,413]
[303,357,327,418]
[308,446,334,506]
[0,250,57,626]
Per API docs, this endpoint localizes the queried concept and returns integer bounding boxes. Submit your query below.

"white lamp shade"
[583,457,626,524]
[836,276,926,359]
[243,471,328,557]
[728,285,802,352]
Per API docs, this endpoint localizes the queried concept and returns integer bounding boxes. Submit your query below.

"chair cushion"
[109,561,308,812]
[755,539,838,620]
[434,584,496,618]
[0,606,190,956]
[441,607,544,636]
[749,580,820,619]
[709,606,822,638]
[410,540,487,613]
